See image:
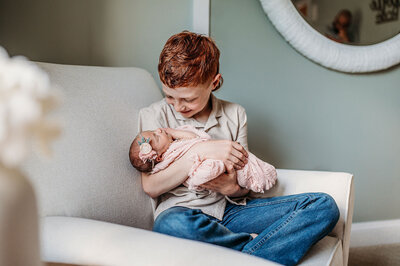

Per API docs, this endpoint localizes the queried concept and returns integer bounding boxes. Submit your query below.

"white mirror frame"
[260,0,400,73]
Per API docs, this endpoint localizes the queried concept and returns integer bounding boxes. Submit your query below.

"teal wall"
[0,0,192,87]
[211,0,400,222]
[1,0,399,222]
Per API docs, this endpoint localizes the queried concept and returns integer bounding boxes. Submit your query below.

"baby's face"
[142,128,173,155]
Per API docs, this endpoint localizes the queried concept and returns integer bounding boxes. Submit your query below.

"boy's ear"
[156,155,162,162]
[211,74,222,90]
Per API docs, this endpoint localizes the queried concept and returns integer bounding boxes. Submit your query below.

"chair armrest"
[251,169,354,266]
[41,216,279,266]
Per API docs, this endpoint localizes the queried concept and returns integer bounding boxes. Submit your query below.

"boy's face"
[142,128,172,155]
[162,74,220,120]
[338,14,350,27]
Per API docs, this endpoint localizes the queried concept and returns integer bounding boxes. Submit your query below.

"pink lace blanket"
[151,125,277,193]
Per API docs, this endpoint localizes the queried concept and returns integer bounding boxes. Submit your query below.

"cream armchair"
[21,62,354,266]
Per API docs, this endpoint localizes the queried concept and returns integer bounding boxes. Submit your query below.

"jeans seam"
[243,209,300,255]
[242,194,325,255]
[225,197,306,218]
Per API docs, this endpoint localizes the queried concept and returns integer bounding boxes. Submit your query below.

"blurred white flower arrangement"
[0,46,60,169]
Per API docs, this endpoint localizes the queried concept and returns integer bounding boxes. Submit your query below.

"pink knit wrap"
[151,125,277,193]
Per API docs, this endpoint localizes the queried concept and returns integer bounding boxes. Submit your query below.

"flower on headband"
[138,136,157,163]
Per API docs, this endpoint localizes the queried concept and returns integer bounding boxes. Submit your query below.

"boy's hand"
[191,140,248,170]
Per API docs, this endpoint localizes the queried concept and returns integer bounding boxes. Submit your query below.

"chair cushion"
[299,236,343,266]
[41,216,280,266]
[41,216,341,266]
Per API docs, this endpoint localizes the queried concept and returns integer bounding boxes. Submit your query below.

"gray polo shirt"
[138,94,248,220]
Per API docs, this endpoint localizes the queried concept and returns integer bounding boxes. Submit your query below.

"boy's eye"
[184,98,196,103]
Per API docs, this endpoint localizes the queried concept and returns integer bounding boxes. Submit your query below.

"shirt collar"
[204,94,222,130]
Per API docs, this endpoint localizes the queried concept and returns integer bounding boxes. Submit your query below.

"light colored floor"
[349,243,400,266]
[349,219,400,266]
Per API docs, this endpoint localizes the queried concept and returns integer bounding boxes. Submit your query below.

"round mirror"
[291,0,400,45]
[260,0,400,73]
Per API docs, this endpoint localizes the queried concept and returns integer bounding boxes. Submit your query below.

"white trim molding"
[259,0,400,73]
[193,0,210,36]
[351,219,400,247]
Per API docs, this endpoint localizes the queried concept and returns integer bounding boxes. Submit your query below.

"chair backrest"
[24,63,163,230]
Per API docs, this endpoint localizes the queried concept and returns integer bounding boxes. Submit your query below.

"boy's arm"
[138,105,249,198]
[142,140,249,198]
[138,107,188,197]
[141,150,195,198]
[165,128,198,140]
[198,106,250,197]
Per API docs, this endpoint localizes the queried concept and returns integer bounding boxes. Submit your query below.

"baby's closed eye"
[152,132,159,142]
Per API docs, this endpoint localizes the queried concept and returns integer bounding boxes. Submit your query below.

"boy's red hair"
[158,31,223,90]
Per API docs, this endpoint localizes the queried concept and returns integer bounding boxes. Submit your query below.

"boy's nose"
[174,103,185,112]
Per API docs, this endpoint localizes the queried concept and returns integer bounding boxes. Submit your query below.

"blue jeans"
[153,193,339,266]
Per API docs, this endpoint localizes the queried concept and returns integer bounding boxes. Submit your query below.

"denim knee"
[153,206,199,236]
[313,192,340,228]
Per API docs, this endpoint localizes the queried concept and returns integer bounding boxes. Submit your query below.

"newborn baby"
[129,125,277,193]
